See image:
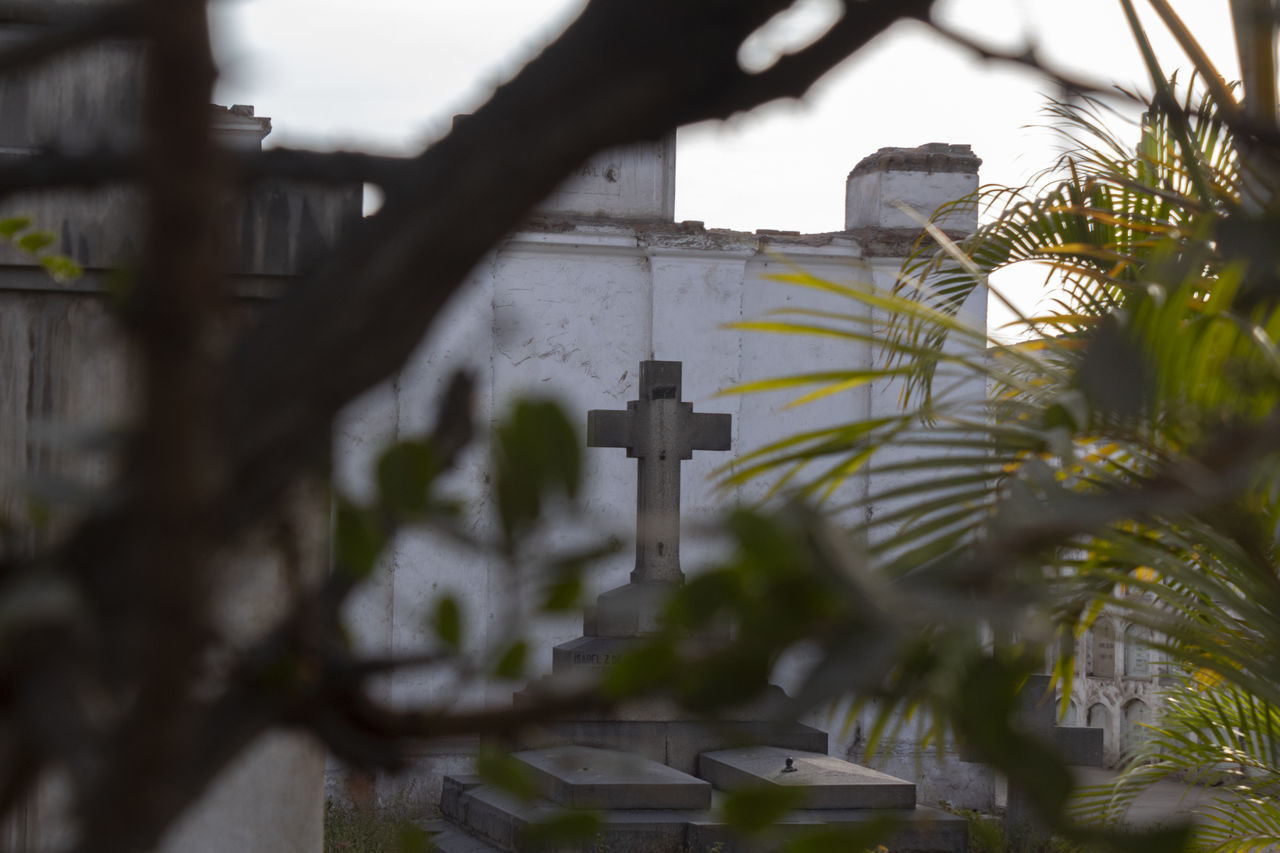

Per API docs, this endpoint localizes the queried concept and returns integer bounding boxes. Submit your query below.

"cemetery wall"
[0,28,360,848]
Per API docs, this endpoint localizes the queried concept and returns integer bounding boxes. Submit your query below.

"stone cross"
[587,361,731,584]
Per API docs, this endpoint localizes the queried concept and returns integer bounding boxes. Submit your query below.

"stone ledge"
[699,746,916,810]
[850,143,982,178]
[513,745,711,810]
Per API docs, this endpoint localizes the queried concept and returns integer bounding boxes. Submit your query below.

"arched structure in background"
[1087,702,1115,765]
[1089,618,1117,678]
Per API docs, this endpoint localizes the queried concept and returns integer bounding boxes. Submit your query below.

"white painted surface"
[537,134,676,220]
[846,168,980,232]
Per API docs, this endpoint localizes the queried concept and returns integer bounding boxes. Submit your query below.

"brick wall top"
[849,143,982,178]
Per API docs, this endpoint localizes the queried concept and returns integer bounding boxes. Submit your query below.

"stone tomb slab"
[699,746,916,810]
[513,745,711,810]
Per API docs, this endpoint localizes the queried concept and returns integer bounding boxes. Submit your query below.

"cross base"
[587,581,678,638]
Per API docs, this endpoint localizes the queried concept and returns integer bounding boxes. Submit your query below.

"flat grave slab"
[513,745,712,810]
[699,746,916,810]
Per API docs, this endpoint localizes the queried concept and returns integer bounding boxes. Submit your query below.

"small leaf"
[40,254,82,282]
[0,216,30,239]
[433,596,462,650]
[520,811,602,848]
[376,440,437,515]
[722,786,805,833]
[16,230,56,253]
[333,499,383,579]
[540,575,582,611]
[493,639,528,680]
[492,398,581,548]
[784,821,900,853]
[475,745,539,800]
[604,641,677,697]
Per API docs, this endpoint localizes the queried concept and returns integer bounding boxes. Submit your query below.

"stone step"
[699,746,916,810]
[512,745,711,810]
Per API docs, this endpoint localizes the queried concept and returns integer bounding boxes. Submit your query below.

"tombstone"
[1090,619,1117,678]
[555,359,730,654]
[1122,700,1151,757]
[1124,625,1151,677]
[431,360,967,853]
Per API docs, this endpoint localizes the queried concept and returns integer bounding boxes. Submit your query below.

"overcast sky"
[208,0,1240,322]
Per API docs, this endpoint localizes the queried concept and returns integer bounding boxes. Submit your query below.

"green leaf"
[603,641,677,698]
[722,786,805,833]
[376,440,438,515]
[519,810,602,848]
[538,537,621,611]
[492,398,581,548]
[539,574,581,611]
[783,821,900,853]
[333,499,383,579]
[475,745,540,800]
[39,254,82,282]
[493,639,527,680]
[0,216,30,239]
[432,596,462,650]
[16,230,56,253]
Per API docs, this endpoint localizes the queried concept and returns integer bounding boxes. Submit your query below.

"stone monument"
[554,360,729,669]
[430,361,967,853]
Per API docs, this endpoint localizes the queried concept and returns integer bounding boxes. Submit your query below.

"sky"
[208,0,1242,322]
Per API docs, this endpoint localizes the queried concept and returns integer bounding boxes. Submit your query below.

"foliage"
[0,215,82,281]
[718,3,1280,850]
[1074,680,1280,851]
[957,808,1093,853]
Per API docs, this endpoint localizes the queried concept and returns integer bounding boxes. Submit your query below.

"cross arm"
[688,411,731,452]
[587,408,633,449]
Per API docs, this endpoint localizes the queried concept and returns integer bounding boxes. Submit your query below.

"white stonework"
[537,134,676,220]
